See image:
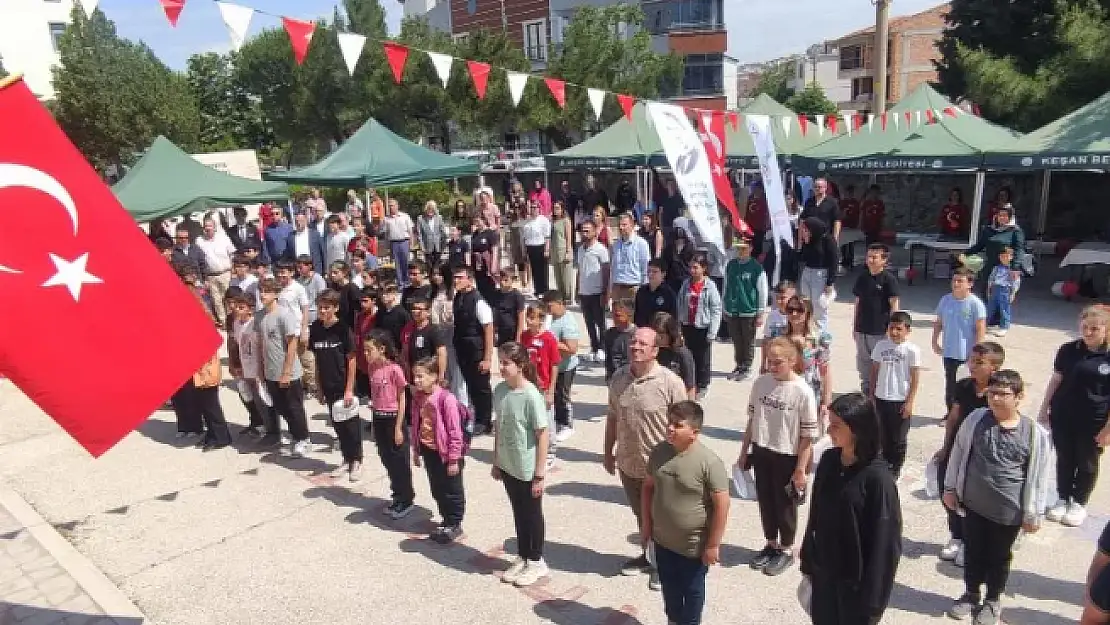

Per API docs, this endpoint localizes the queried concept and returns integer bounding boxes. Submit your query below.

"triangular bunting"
[904,111,912,127]
[815,114,825,136]
[881,113,888,131]
[467,60,491,99]
[160,0,186,27]
[506,71,528,107]
[383,42,409,84]
[616,94,635,120]
[587,88,606,121]
[853,114,863,133]
[841,112,852,136]
[780,116,792,137]
[281,17,315,66]
[545,77,566,108]
[215,2,253,52]
[727,111,740,131]
[336,32,366,76]
[943,106,958,118]
[78,0,98,18]
[798,115,809,136]
[915,110,923,126]
[426,51,453,88]
[925,109,936,124]
[867,114,875,133]
[892,113,900,130]
[972,103,982,116]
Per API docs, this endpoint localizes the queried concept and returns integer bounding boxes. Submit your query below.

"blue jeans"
[390,239,410,286]
[655,543,708,625]
[987,285,1012,329]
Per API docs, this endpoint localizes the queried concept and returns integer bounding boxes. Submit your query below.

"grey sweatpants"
[854,332,885,395]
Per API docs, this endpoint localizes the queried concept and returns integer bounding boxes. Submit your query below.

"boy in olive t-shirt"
[643,401,730,625]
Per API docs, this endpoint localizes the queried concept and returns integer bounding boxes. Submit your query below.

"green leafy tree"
[785,82,838,116]
[752,60,795,103]
[52,7,200,168]
[186,52,273,152]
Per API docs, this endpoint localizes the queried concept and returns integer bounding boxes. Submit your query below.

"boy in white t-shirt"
[227,291,271,438]
[230,254,259,313]
[276,260,315,394]
[869,311,921,478]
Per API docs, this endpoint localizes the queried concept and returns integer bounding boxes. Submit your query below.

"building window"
[467,0,476,15]
[523,19,547,62]
[851,76,874,100]
[681,52,723,96]
[48,22,66,53]
[673,0,722,29]
[452,32,469,45]
[840,45,863,71]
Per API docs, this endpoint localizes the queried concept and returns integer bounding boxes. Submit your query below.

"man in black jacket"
[452,266,495,435]
[171,228,207,276]
[227,206,264,252]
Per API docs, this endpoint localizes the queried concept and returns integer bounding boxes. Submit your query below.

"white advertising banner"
[746,114,793,284]
[646,102,724,258]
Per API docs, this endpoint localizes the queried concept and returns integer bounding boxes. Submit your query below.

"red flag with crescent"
[0,76,222,457]
[697,111,748,237]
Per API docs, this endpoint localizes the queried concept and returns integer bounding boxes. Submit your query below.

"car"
[484,149,545,172]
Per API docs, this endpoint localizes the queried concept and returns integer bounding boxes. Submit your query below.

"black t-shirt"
[658,346,696,390]
[603,326,635,380]
[471,229,500,274]
[492,288,526,339]
[407,322,447,369]
[447,238,470,268]
[852,269,900,335]
[634,283,678,328]
[334,282,362,330]
[401,283,434,313]
[583,188,610,215]
[373,305,411,352]
[659,193,686,230]
[945,377,989,450]
[802,196,842,230]
[1051,339,1110,430]
[308,320,353,396]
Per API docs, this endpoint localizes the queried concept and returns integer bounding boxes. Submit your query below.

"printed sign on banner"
[746,114,792,284]
[646,102,724,259]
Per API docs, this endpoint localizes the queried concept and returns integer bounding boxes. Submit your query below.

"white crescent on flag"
[0,163,80,274]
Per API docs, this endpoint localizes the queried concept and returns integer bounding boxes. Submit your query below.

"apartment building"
[0,0,77,98]
[787,42,852,106]
[831,2,947,112]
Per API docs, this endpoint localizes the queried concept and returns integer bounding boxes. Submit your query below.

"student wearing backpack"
[411,357,468,544]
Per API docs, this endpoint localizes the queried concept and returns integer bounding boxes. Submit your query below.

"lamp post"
[873,0,891,113]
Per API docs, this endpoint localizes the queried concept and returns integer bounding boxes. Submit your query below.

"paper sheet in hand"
[732,465,757,500]
[331,398,360,422]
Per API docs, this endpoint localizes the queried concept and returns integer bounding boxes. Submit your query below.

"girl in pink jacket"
[411,357,467,544]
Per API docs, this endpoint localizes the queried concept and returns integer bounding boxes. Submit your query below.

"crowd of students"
[153,178,1110,625]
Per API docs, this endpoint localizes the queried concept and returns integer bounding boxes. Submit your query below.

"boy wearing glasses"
[943,370,1053,624]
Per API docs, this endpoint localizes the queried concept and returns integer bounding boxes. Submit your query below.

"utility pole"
[873,0,891,113]
[499,0,508,33]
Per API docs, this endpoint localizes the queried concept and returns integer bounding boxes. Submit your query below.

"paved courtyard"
[0,274,1104,625]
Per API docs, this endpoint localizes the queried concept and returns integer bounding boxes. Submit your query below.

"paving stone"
[52,594,99,615]
[36,577,77,598]
[0,575,34,595]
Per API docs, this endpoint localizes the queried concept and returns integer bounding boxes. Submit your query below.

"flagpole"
[0,73,24,91]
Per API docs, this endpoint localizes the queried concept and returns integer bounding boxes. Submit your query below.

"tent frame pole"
[969,170,986,245]
[1036,170,1051,237]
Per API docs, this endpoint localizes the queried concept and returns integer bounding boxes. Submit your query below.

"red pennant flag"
[925,109,936,124]
[466,60,490,99]
[282,17,315,65]
[827,115,838,134]
[904,111,913,126]
[545,77,566,108]
[616,94,635,120]
[943,106,958,118]
[383,42,409,84]
[798,115,809,136]
[0,77,222,457]
[881,113,888,131]
[972,103,982,116]
[853,114,863,133]
[160,0,186,26]
[726,111,740,131]
[697,111,744,235]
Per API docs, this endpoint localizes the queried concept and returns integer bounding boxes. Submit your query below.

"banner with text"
[746,114,792,284]
[647,102,724,259]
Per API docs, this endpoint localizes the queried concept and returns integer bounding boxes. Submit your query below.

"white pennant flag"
[815,114,825,136]
[780,115,792,138]
[892,113,900,130]
[78,0,99,18]
[587,88,606,121]
[336,32,366,76]
[506,71,529,107]
[915,110,923,127]
[426,51,453,88]
[842,112,853,136]
[867,114,875,133]
[216,2,254,52]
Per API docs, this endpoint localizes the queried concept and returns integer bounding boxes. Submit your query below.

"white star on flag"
[42,252,102,301]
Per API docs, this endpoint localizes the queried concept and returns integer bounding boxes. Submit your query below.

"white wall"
[723,56,739,110]
[0,0,76,99]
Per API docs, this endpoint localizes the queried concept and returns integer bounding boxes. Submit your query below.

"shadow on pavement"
[930,558,1086,606]
[0,605,143,624]
[521,538,629,578]
[887,580,950,618]
[718,542,758,568]
[900,537,940,560]
[701,425,742,442]
[1002,606,1078,625]
[533,599,644,625]
[302,485,435,534]
[546,482,627,506]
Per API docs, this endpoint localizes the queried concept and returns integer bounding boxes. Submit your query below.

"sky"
[98,0,947,70]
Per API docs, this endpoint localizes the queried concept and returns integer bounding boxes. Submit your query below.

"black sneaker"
[948,593,981,620]
[647,567,661,591]
[620,554,650,576]
[436,525,463,544]
[763,549,794,576]
[389,501,415,520]
[749,545,776,570]
[257,435,281,448]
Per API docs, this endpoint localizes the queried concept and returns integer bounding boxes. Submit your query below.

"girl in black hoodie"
[798,217,839,331]
[800,393,902,625]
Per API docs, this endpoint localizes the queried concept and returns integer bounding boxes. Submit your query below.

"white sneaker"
[555,426,575,443]
[1046,498,1068,522]
[349,461,362,483]
[330,463,349,478]
[986,325,998,334]
[954,544,965,568]
[940,539,962,561]
[292,439,309,458]
[1064,502,1088,527]
[501,557,527,584]
[993,329,1008,337]
[513,558,549,587]
[595,349,605,364]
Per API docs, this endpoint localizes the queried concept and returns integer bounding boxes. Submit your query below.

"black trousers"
[172,381,204,434]
[554,369,576,428]
[456,349,493,428]
[962,508,1021,601]
[373,411,415,504]
[421,446,465,526]
[727,315,758,372]
[323,390,364,463]
[580,294,606,353]
[875,398,910,476]
[1051,421,1104,506]
[751,445,799,547]
[681,325,711,391]
[943,358,964,409]
[936,450,963,540]
[194,386,231,446]
[265,379,310,441]
[526,244,548,295]
[712,277,729,340]
[503,472,545,560]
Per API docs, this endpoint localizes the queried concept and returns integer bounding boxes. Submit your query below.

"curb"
[0,480,146,622]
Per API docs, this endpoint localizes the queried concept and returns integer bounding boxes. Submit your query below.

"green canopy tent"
[112,136,290,222]
[793,84,1021,174]
[985,89,1110,170]
[264,118,479,187]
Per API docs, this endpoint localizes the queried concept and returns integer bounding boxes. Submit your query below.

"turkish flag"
[697,111,749,237]
[0,77,222,456]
